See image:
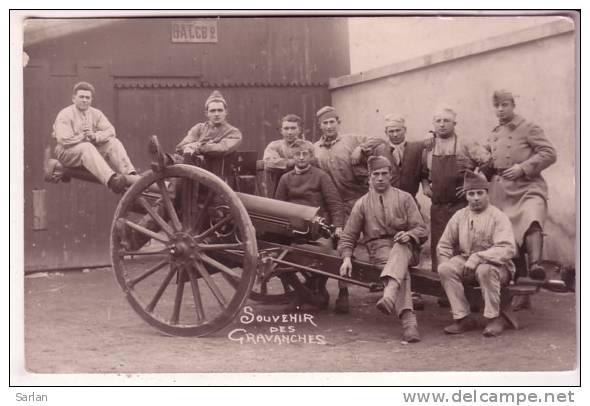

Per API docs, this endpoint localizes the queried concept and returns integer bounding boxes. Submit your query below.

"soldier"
[363,114,426,198]
[486,90,557,309]
[119,90,242,250]
[275,139,344,309]
[313,106,369,313]
[338,156,427,343]
[313,106,369,216]
[52,81,137,193]
[263,114,305,171]
[438,170,516,337]
[421,107,478,275]
[176,90,242,173]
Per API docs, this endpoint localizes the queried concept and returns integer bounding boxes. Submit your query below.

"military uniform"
[486,114,557,246]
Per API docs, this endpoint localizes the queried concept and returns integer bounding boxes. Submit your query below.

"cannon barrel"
[235,192,327,240]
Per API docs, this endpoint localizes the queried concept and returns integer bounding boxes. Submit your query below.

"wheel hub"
[169,233,196,258]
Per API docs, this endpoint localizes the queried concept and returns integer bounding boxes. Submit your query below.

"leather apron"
[430,137,466,272]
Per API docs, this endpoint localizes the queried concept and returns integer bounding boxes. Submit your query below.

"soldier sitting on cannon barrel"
[274,139,345,309]
[50,81,139,193]
[338,156,428,343]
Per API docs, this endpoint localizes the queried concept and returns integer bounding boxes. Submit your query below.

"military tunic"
[437,204,516,319]
[263,139,299,170]
[338,186,427,317]
[486,115,557,245]
[313,133,369,214]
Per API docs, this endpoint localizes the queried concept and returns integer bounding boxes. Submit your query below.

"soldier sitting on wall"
[49,81,138,193]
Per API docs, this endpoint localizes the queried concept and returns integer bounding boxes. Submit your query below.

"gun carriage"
[44,136,573,337]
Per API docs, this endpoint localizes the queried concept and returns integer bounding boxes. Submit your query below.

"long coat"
[486,115,557,245]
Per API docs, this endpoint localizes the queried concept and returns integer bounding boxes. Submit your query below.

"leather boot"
[316,276,330,310]
[444,315,477,334]
[376,278,399,316]
[483,316,506,337]
[107,173,129,194]
[525,227,545,280]
[401,310,421,343]
[334,288,350,314]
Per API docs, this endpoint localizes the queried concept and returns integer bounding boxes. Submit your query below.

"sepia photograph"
[11,9,579,387]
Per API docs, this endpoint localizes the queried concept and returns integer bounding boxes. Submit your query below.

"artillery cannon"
[44,136,573,337]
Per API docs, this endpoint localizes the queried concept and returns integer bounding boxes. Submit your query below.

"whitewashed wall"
[331,18,577,266]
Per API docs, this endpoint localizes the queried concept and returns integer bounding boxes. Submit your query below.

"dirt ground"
[23,267,577,376]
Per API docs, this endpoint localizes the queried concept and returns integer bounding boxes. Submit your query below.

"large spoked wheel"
[110,164,257,337]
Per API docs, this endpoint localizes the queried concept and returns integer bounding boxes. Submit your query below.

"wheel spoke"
[181,179,194,231]
[196,242,245,251]
[157,180,182,232]
[192,259,228,308]
[145,265,176,313]
[128,259,168,288]
[136,197,174,237]
[123,219,169,244]
[119,248,169,257]
[187,266,205,322]
[171,266,185,325]
[192,188,215,233]
[195,215,233,240]
[200,253,242,280]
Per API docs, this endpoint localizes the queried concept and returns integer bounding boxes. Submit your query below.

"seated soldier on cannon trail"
[437,170,516,337]
[50,81,138,193]
[338,156,428,343]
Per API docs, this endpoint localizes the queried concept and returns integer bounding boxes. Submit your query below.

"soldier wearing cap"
[338,156,427,343]
[437,170,517,337]
[313,106,370,313]
[176,90,242,170]
[119,90,241,250]
[486,90,557,310]
[313,106,369,215]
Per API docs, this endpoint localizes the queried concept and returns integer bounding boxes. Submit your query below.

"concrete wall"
[331,18,577,266]
[348,15,569,73]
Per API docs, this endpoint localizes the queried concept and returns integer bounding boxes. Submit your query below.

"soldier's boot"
[107,174,129,194]
[401,309,421,343]
[315,275,330,310]
[482,316,507,337]
[334,287,350,314]
[444,315,478,334]
[376,277,399,316]
[525,224,545,280]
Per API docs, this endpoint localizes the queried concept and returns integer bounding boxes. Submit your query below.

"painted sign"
[171,20,218,43]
